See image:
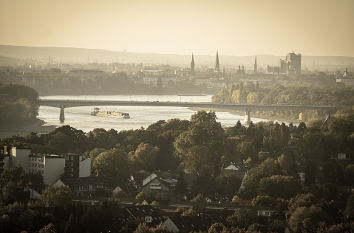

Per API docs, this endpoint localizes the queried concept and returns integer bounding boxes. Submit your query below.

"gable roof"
[165,210,233,232]
[143,173,158,186]
[52,179,68,187]
[166,216,208,232]
[224,164,239,170]
[124,205,165,226]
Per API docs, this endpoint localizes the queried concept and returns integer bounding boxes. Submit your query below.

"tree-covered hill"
[0,83,39,128]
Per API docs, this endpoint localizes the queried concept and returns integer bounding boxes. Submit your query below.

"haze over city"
[0,1,354,233]
[1,0,354,56]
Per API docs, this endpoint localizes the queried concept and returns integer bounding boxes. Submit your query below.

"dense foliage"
[212,82,354,106]
[1,109,353,232]
[0,83,39,128]
[212,82,354,120]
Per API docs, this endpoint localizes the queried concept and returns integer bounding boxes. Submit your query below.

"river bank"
[0,119,56,139]
[189,107,300,124]
[38,88,217,96]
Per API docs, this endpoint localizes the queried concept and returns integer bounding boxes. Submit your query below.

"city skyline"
[1,0,354,57]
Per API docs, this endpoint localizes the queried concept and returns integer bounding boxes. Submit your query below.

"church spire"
[215,51,220,72]
[191,53,195,74]
[254,56,258,73]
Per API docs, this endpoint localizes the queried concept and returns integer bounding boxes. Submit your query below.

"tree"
[40,186,72,207]
[39,223,56,233]
[215,175,242,198]
[64,214,79,233]
[133,222,171,233]
[239,158,281,198]
[246,92,259,104]
[190,111,224,137]
[174,111,225,176]
[131,143,159,172]
[258,175,301,199]
[185,145,214,175]
[343,193,354,220]
[23,171,44,193]
[0,83,39,128]
[88,147,106,159]
[344,164,354,186]
[0,167,38,204]
[277,154,295,174]
[252,195,285,210]
[208,223,227,233]
[227,208,257,228]
[175,172,187,195]
[288,205,326,233]
[46,126,87,153]
[287,193,318,216]
[93,148,130,184]
[134,223,151,233]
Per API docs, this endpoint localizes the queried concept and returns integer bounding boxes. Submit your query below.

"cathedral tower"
[191,53,195,74]
[215,51,220,72]
[254,56,258,73]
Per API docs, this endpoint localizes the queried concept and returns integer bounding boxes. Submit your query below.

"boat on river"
[90,108,130,119]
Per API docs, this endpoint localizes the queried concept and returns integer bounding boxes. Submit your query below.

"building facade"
[64,153,91,178]
[29,154,65,185]
[286,52,301,74]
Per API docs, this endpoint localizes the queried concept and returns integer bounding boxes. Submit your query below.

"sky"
[0,0,354,56]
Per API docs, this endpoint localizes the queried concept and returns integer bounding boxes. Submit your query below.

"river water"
[38,95,269,132]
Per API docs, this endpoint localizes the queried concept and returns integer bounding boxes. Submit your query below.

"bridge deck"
[39,99,340,111]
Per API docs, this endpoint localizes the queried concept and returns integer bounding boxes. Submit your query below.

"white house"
[162,218,179,233]
[257,209,274,217]
[28,188,41,200]
[142,173,170,194]
[337,153,351,160]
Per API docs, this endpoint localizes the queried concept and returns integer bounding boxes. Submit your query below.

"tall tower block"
[215,51,220,72]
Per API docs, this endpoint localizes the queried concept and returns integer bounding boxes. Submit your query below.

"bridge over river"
[39,99,340,124]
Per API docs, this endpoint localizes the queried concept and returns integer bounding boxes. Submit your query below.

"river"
[38,95,269,132]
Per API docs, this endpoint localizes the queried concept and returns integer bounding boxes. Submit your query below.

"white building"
[29,154,65,185]
[79,158,91,177]
[3,147,32,172]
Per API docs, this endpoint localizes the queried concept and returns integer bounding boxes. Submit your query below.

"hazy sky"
[1,0,354,56]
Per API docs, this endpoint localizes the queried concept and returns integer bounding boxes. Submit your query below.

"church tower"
[191,53,195,74]
[215,51,220,72]
[254,56,258,73]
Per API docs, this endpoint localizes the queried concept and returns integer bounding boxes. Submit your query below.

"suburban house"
[162,216,206,233]
[122,205,165,226]
[59,176,113,198]
[142,173,177,194]
[162,209,232,232]
[257,209,275,217]
[336,153,351,160]
[221,163,246,179]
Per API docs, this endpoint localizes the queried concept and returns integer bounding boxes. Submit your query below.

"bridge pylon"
[245,110,251,125]
[60,106,65,123]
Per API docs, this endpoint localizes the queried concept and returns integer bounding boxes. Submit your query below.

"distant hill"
[0,45,353,71]
[0,55,26,66]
